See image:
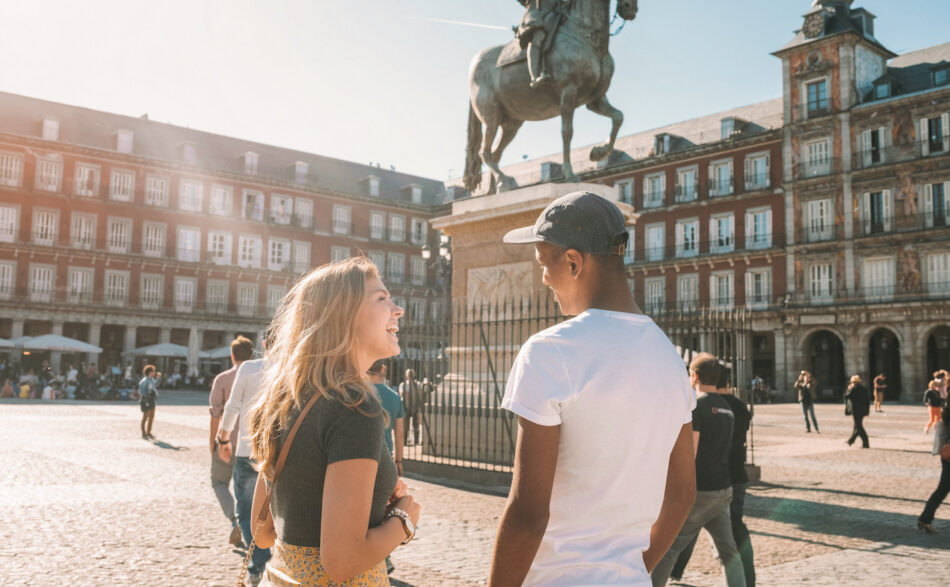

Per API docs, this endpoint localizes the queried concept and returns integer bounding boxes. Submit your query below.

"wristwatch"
[386,507,415,544]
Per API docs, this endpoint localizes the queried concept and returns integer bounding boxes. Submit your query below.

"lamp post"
[421,233,452,287]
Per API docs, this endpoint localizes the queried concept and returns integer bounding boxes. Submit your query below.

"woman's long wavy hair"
[249,257,381,480]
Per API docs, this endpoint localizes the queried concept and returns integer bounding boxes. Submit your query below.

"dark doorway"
[927,326,950,379]
[752,333,775,390]
[808,330,845,401]
[868,328,902,400]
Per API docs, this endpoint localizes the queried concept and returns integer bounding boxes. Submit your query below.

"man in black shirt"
[651,354,747,587]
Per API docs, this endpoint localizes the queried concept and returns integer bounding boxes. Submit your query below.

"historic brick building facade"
[0,92,450,374]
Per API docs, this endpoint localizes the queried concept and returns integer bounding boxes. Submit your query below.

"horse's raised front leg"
[586,95,623,162]
[560,87,580,183]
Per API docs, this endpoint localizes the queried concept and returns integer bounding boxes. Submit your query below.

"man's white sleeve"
[220,365,246,433]
[501,337,571,427]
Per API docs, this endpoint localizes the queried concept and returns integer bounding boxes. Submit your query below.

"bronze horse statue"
[464,0,639,194]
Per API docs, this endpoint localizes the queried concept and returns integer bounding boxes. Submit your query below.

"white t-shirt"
[501,309,695,586]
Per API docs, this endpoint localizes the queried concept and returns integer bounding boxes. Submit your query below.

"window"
[368,176,380,197]
[745,269,771,309]
[806,79,829,114]
[180,142,197,164]
[410,218,428,246]
[390,296,406,313]
[675,219,699,258]
[74,164,99,197]
[927,252,950,295]
[921,114,949,155]
[389,215,406,242]
[207,231,232,265]
[645,277,665,314]
[35,156,62,192]
[209,185,233,216]
[237,283,258,316]
[677,274,698,311]
[331,246,350,262]
[709,160,733,197]
[174,277,196,312]
[408,298,426,324]
[242,190,264,221]
[70,213,96,250]
[370,211,385,239]
[0,152,23,187]
[617,180,633,204]
[709,214,734,254]
[268,238,290,271]
[179,179,203,212]
[859,127,886,167]
[266,286,285,314]
[411,256,426,285]
[806,199,833,241]
[332,205,351,234]
[270,194,292,224]
[141,274,163,310]
[30,264,55,302]
[110,169,134,202]
[934,69,949,88]
[863,257,895,300]
[115,129,134,154]
[410,185,422,204]
[42,117,59,141]
[206,280,228,313]
[861,190,892,235]
[104,270,129,307]
[874,82,890,99]
[294,161,309,183]
[145,175,169,207]
[142,223,166,257]
[643,173,665,208]
[624,228,635,264]
[0,261,13,299]
[809,263,834,302]
[802,139,830,178]
[675,167,697,202]
[293,241,311,273]
[745,208,772,249]
[745,153,770,188]
[387,253,405,283]
[243,152,259,175]
[368,250,385,271]
[294,198,313,229]
[645,224,665,261]
[177,227,200,262]
[33,209,58,246]
[923,182,950,228]
[710,271,734,309]
[238,235,262,268]
[430,300,444,322]
[0,205,18,242]
[67,268,93,304]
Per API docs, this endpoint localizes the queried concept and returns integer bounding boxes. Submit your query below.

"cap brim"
[502,225,542,244]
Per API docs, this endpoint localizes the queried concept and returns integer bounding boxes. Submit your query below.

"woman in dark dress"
[845,375,871,448]
[918,401,950,533]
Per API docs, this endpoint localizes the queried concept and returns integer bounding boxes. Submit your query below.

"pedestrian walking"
[398,369,425,446]
[917,400,950,533]
[489,192,697,585]
[367,359,405,576]
[925,380,945,434]
[795,371,820,433]
[935,370,949,401]
[138,365,158,439]
[846,375,871,448]
[247,258,420,585]
[873,373,887,413]
[209,336,254,549]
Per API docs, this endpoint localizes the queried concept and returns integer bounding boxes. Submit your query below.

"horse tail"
[464,103,483,192]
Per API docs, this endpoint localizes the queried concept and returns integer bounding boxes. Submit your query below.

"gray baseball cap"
[502,191,628,255]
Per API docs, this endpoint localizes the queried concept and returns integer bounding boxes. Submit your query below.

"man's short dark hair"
[367,359,387,375]
[716,364,731,390]
[230,335,254,363]
[689,353,720,386]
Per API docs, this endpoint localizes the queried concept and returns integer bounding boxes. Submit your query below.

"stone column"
[50,322,64,373]
[901,322,923,403]
[88,323,102,366]
[11,319,24,339]
[159,327,172,344]
[124,325,137,373]
[187,326,200,377]
[774,327,788,399]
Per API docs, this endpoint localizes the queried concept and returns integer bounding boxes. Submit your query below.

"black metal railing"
[708,177,734,197]
[743,173,770,191]
[674,184,698,202]
[854,211,950,237]
[800,101,832,120]
[641,233,785,263]
[797,223,841,244]
[795,158,837,180]
[789,282,950,308]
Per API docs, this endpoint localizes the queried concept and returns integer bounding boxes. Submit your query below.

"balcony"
[674,184,697,203]
[797,223,841,244]
[800,101,832,121]
[795,158,836,180]
[292,214,313,230]
[268,213,291,226]
[790,281,950,308]
[205,302,229,315]
[855,211,949,238]
[744,173,770,191]
[641,233,784,264]
[709,177,734,197]
[643,191,665,208]
[67,291,94,304]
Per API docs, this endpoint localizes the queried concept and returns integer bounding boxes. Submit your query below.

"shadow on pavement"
[389,579,414,586]
[753,481,926,505]
[150,439,187,451]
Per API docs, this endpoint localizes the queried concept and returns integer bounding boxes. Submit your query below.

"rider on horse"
[515,0,570,88]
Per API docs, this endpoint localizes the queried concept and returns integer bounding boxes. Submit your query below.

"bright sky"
[0,1,947,181]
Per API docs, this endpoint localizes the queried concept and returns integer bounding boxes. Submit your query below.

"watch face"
[804,14,824,38]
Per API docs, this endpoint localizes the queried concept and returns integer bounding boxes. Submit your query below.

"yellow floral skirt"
[259,540,388,586]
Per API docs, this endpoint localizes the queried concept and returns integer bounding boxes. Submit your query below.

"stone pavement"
[1,396,949,586]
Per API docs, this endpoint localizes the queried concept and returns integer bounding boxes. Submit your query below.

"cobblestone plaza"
[1,394,949,586]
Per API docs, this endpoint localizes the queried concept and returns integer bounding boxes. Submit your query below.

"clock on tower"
[803,12,825,38]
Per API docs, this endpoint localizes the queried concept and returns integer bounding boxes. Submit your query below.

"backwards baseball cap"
[502,191,628,255]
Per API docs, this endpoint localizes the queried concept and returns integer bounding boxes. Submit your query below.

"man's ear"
[564,249,584,277]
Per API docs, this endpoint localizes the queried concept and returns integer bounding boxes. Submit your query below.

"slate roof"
[0,91,446,206]
[874,41,950,97]
[775,1,894,57]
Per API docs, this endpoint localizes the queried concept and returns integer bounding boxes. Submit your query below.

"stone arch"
[923,324,950,379]
[802,328,846,401]
[867,327,902,401]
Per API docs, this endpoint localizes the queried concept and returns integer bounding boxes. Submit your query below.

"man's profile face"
[535,243,578,315]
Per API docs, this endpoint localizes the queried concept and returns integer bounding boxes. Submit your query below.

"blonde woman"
[248,258,421,585]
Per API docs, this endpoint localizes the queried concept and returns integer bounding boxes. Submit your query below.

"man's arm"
[642,423,697,573]
[394,417,405,476]
[488,417,559,587]
[208,376,224,453]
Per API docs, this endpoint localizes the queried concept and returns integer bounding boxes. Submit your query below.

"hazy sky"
[0,1,947,181]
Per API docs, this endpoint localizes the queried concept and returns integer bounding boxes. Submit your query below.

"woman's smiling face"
[354,275,404,372]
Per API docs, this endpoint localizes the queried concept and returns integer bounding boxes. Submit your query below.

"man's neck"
[694,384,716,396]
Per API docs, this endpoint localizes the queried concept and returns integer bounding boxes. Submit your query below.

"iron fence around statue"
[385,292,753,477]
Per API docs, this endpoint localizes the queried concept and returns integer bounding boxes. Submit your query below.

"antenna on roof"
[390,165,395,171]
[139,113,149,120]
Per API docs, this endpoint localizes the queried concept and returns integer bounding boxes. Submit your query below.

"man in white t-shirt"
[489,192,697,586]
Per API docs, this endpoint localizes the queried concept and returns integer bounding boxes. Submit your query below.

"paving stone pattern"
[1,397,949,586]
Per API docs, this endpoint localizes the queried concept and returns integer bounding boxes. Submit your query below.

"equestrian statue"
[464,0,639,194]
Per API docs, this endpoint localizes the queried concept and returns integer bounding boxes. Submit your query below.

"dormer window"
[874,82,891,100]
[116,129,134,154]
[365,175,380,197]
[243,152,259,175]
[410,185,422,204]
[179,142,197,164]
[721,118,735,140]
[42,117,59,141]
[654,134,671,155]
[294,161,309,183]
[934,68,949,88]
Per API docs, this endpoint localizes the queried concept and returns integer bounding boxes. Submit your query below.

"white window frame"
[29,263,55,302]
[209,184,234,216]
[141,274,164,310]
[267,238,291,271]
[410,256,426,285]
[809,262,835,303]
[142,222,166,257]
[42,117,59,141]
[370,211,386,240]
[645,223,665,261]
[645,277,666,314]
[242,189,265,221]
[674,166,698,202]
[74,163,100,197]
[863,256,895,301]
[243,151,259,175]
[744,152,771,189]
[0,204,17,243]
[177,226,201,262]
[861,190,893,235]
[266,285,285,314]
[806,198,834,242]
[145,175,169,207]
[32,208,58,247]
[0,260,14,299]
[109,168,135,202]
[368,250,385,271]
[35,155,62,192]
[389,214,406,242]
[387,252,405,283]
[70,212,96,250]
[174,277,197,313]
[0,151,24,187]
[708,159,733,197]
[709,213,735,254]
[745,207,773,250]
[178,179,203,212]
[294,198,314,229]
[238,235,263,268]
[745,268,771,309]
[115,129,134,154]
[803,139,831,178]
[674,218,699,258]
[677,273,699,312]
[270,194,293,225]
[858,126,888,167]
[408,298,426,325]
[926,252,950,296]
[410,218,428,246]
[103,270,129,307]
[709,271,735,309]
[410,185,423,204]
[922,181,950,228]
[624,227,635,265]
[332,205,351,234]
[67,267,94,304]
[293,241,311,273]
[206,280,229,314]
[643,172,666,208]
[919,113,950,156]
[237,283,258,317]
[294,161,309,183]
[207,231,232,265]
[331,246,350,262]
[803,77,830,117]
[617,179,634,204]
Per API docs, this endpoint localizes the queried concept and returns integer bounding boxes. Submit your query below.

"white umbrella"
[124,342,190,358]
[199,346,232,360]
[20,334,103,353]
[0,338,13,349]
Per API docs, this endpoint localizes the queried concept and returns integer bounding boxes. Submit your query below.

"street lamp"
[423,233,452,286]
